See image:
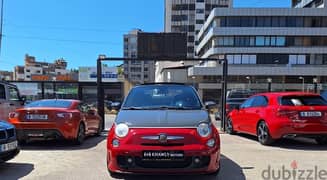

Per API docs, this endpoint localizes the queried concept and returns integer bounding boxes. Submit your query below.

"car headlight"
[115,123,129,138]
[197,123,212,138]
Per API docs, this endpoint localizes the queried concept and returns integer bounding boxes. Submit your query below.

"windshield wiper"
[144,106,200,110]
[121,106,145,110]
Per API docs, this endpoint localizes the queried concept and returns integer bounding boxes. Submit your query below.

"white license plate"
[26,114,48,120]
[300,111,322,117]
[0,141,18,152]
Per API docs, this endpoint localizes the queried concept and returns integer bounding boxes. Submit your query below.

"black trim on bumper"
[16,129,64,141]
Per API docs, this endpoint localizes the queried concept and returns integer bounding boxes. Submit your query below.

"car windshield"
[122,85,202,110]
[280,96,327,106]
[25,100,72,108]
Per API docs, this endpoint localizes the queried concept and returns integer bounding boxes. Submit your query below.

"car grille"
[0,128,15,141]
[135,157,193,168]
[6,128,15,138]
[0,130,6,140]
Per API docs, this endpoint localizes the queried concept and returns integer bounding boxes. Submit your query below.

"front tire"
[257,121,274,145]
[74,123,85,145]
[226,118,235,135]
[315,136,327,145]
[96,119,103,136]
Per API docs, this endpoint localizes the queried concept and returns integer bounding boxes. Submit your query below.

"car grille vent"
[6,128,15,138]
[141,143,184,146]
[0,130,6,140]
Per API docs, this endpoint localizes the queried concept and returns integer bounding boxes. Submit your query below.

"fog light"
[194,157,201,164]
[207,139,215,147]
[112,139,120,147]
[127,157,133,164]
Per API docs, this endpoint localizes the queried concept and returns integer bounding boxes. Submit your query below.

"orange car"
[8,99,103,144]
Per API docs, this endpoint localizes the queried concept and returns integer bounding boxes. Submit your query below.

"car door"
[0,84,8,120]
[77,103,92,134]
[245,96,269,135]
[234,97,254,132]
[86,105,99,132]
[7,85,23,115]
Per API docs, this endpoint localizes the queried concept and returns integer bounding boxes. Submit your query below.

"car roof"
[254,92,319,98]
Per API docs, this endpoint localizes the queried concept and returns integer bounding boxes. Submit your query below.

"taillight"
[276,108,298,119]
[9,112,19,119]
[57,113,73,119]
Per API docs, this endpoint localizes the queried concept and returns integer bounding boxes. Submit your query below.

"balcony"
[188,64,327,76]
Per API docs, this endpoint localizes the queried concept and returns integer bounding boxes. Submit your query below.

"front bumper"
[0,139,20,162]
[107,145,220,174]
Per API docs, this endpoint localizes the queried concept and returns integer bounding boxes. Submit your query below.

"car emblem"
[310,106,314,110]
[158,134,167,143]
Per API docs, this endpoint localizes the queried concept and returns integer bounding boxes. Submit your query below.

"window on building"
[26,69,30,73]
[256,36,265,46]
[196,9,204,14]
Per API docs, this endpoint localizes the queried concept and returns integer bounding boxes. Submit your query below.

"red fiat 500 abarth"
[107,84,220,176]
[227,92,327,145]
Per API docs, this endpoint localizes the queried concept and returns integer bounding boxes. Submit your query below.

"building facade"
[0,71,13,81]
[123,29,155,84]
[292,0,325,8]
[165,0,232,57]
[193,8,327,102]
[14,54,75,81]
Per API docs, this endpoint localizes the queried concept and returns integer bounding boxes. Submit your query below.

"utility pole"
[0,0,4,58]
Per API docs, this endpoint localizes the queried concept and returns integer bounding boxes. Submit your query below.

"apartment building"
[14,54,73,81]
[123,29,155,84]
[192,8,327,102]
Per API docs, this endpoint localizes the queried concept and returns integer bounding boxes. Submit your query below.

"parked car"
[8,99,103,145]
[0,120,20,162]
[0,81,25,121]
[107,84,220,177]
[227,92,327,145]
[215,90,254,121]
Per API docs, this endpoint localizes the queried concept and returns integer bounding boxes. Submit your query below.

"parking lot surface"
[0,115,327,180]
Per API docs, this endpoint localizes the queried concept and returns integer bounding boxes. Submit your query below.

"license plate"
[0,141,18,152]
[300,111,322,117]
[142,151,184,160]
[26,114,48,120]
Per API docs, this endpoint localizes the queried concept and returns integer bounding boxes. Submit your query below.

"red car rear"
[107,84,220,177]
[227,92,327,145]
[8,99,102,144]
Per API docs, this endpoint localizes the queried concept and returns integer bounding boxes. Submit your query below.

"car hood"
[0,120,14,130]
[115,110,210,128]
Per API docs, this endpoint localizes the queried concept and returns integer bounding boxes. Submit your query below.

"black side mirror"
[111,102,122,111]
[215,112,221,121]
[204,101,217,110]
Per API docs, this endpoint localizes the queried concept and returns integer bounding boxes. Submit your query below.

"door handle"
[9,103,15,106]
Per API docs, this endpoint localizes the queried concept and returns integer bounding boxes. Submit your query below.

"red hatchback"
[227,92,327,145]
[8,99,102,144]
[107,84,220,177]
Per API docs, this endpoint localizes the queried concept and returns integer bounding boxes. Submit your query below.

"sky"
[0,0,291,71]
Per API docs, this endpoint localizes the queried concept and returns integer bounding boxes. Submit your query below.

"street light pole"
[246,76,251,90]
[299,76,304,92]
[0,0,4,57]
[267,78,272,92]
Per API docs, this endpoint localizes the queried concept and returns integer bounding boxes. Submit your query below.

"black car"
[0,120,20,162]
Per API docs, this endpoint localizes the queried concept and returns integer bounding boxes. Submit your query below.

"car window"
[8,86,20,101]
[240,97,254,109]
[0,84,5,99]
[26,100,72,108]
[123,85,202,109]
[251,96,268,107]
[280,96,327,106]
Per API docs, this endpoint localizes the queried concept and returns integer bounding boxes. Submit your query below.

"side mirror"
[215,112,221,121]
[204,101,217,110]
[111,102,122,111]
[20,95,26,105]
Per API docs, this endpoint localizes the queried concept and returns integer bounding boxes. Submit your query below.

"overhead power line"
[3,34,121,45]
[3,22,129,33]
